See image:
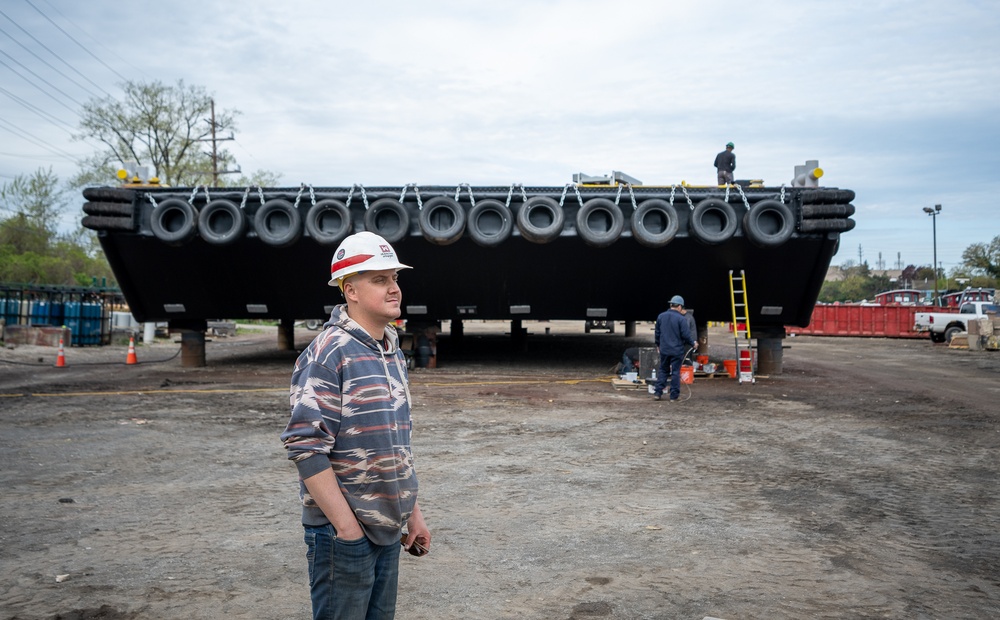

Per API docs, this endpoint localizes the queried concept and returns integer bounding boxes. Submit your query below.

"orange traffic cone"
[126,336,138,365]
[55,338,67,368]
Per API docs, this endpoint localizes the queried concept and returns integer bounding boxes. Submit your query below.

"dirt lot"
[1,322,998,620]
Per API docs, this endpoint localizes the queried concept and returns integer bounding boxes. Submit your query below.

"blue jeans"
[304,525,400,620]
[655,353,683,400]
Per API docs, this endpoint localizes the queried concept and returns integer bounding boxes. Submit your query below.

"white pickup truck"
[913,301,999,343]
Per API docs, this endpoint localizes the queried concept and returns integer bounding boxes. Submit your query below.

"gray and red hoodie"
[281,304,417,546]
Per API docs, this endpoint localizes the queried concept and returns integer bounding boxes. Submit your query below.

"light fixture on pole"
[922,204,942,305]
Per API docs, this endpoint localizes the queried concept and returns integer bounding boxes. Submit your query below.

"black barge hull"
[82,184,855,330]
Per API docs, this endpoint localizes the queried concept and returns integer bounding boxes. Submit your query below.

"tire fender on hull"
[575,198,624,248]
[689,198,738,245]
[799,218,856,233]
[150,198,197,246]
[466,199,513,247]
[743,199,794,247]
[364,198,410,244]
[254,199,302,247]
[83,201,135,217]
[630,199,679,248]
[516,196,564,244]
[305,199,352,246]
[418,196,466,245]
[198,199,246,246]
[82,215,135,231]
[801,203,856,218]
[82,187,136,203]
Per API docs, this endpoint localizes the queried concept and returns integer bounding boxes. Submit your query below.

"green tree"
[73,79,280,188]
[0,168,116,286]
[961,236,1000,278]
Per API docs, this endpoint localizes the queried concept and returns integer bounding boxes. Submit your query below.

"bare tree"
[73,80,241,187]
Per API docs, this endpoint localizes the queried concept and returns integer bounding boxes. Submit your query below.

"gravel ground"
[1,321,998,620]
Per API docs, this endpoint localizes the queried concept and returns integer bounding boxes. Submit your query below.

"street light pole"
[922,204,942,305]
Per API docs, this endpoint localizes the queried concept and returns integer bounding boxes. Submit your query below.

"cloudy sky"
[1,0,997,275]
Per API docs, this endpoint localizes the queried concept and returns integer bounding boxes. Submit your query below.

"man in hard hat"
[281,231,431,619]
[653,295,696,402]
[714,142,736,185]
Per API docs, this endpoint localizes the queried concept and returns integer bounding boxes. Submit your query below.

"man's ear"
[341,280,356,302]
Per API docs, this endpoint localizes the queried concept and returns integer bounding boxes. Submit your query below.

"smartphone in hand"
[400,532,428,556]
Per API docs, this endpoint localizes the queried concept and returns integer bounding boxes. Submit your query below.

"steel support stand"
[278,318,295,351]
[755,327,786,375]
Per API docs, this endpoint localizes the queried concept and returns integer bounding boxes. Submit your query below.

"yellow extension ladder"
[729,269,755,384]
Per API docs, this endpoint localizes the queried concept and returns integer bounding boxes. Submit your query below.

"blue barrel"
[0,298,16,325]
[30,300,50,325]
[84,302,104,345]
[49,301,64,327]
[64,301,82,342]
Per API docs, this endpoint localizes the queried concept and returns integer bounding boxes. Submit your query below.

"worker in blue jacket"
[653,295,696,401]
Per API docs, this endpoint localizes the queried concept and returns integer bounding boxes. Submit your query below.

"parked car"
[913,301,999,343]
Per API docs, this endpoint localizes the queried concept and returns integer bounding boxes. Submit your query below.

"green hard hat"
[726,142,734,148]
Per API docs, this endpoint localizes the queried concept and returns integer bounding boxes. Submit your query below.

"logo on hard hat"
[380,245,391,254]
[336,249,346,260]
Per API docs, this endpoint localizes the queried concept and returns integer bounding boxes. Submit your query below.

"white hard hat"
[328,231,411,287]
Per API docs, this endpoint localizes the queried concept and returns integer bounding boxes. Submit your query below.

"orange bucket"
[696,355,709,367]
[680,365,694,384]
[722,360,738,378]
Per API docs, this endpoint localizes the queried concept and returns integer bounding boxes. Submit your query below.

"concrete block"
[3,325,71,347]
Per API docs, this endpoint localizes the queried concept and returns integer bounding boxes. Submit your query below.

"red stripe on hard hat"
[331,253,374,275]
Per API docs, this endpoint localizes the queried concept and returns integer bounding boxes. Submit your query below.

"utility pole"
[197,99,240,187]
[210,99,219,187]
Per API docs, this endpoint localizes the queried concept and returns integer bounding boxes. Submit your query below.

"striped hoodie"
[281,303,417,546]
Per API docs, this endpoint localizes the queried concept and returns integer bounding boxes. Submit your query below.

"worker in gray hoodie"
[282,231,430,620]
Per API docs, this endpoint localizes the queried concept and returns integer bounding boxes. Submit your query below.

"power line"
[0,23,101,100]
[0,83,76,133]
[35,0,150,82]
[23,0,128,83]
[0,6,111,98]
[0,117,80,161]
[0,49,85,112]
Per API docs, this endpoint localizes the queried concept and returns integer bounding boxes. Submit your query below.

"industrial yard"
[1,322,998,619]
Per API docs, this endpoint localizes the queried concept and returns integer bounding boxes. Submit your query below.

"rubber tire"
[631,199,679,248]
[305,199,352,246]
[799,218,856,233]
[81,215,135,231]
[82,187,137,202]
[418,196,466,245]
[516,196,564,244]
[930,332,946,343]
[575,198,624,248]
[150,198,198,246]
[689,198,738,245]
[799,189,856,204]
[364,198,410,244]
[83,201,135,216]
[743,199,795,247]
[801,203,856,218]
[944,325,963,344]
[467,199,513,247]
[198,199,245,246]
[254,199,302,248]
[305,319,323,331]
